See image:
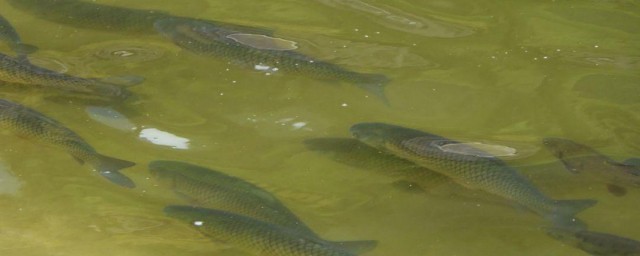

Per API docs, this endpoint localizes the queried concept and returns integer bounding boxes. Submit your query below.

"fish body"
[349,122,596,224]
[0,53,136,99]
[547,227,640,256]
[149,160,377,254]
[7,0,170,33]
[154,18,389,102]
[149,160,316,235]
[165,206,357,256]
[543,137,640,196]
[0,99,135,188]
[0,13,37,59]
[304,138,450,191]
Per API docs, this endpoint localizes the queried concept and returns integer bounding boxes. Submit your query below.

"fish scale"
[164,206,356,256]
[0,99,135,188]
[350,122,596,225]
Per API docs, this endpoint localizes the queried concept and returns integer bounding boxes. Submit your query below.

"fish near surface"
[543,137,640,197]
[165,206,358,256]
[148,160,377,254]
[153,18,389,103]
[546,227,640,256]
[304,137,450,192]
[349,122,596,226]
[0,99,135,188]
[0,13,38,59]
[0,53,140,100]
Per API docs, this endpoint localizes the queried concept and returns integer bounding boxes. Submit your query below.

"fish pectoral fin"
[97,75,145,87]
[72,155,85,165]
[329,240,378,254]
[606,184,627,197]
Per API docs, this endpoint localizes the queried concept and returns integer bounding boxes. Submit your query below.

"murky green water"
[0,0,639,255]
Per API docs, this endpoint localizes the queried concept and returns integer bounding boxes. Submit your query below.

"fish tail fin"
[547,199,597,228]
[354,73,390,105]
[329,240,378,254]
[94,154,136,188]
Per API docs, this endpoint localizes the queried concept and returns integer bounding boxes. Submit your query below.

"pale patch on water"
[85,106,137,132]
[0,159,21,195]
[139,128,190,149]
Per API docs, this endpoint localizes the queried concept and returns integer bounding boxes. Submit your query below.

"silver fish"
[0,99,135,188]
[165,206,359,256]
[350,122,596,225]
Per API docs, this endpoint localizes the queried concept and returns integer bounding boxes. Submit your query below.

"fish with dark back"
[0,53,140,100]
[148,160,377,254]
[304,137,450,192]
[0,13,38,59]
[165,206,361,256]
[546,227,640,256]
[349,122,596,226]
[0,99,135,188]
[543,137,640,197]
[7,0,390,102]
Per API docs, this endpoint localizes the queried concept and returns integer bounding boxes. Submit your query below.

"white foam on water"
[139,128,190,149]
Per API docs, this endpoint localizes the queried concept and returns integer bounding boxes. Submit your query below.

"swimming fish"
[0,13,38,59]
[304,137,450,192]
[0,99,135,188]
[165,206,360,256]
[149,160,376,253]
[153,17,389,103]
[7,0,272,35]
[546,227,640,256]
[349,122,596,225]
[0,52,140,99]
[543,137,640,197]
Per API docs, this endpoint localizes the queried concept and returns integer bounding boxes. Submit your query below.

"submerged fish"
[0,52,140,99]
[0,99,135,188]
[546,227,640,256]
[165,206,359,256]
[304,137,450,192]
[543,137,640,197]
[149,160,376,253]
[349,122,596,225]
[153,18,389,102]
[7,0,272,35]
[0,13,38,59]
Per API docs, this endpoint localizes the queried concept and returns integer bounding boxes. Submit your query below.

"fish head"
[147,160,184,187]
[350,122,426,149]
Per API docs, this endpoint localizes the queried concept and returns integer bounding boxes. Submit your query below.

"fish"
[0,99,135,188]
[153,17,389,103]
[546,227,640,256]
[7,0,273,35]
[148,160,376,254]
[0,13,38,59]
[543,137,640,197]
[349,122,596,226]
[0,52,141,99]
[303,137,450,192]
[164,206,359,256]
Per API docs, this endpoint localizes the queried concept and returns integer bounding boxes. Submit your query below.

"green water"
[0,0,639,255]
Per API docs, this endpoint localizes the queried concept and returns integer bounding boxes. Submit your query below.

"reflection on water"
[0,0,639,255]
